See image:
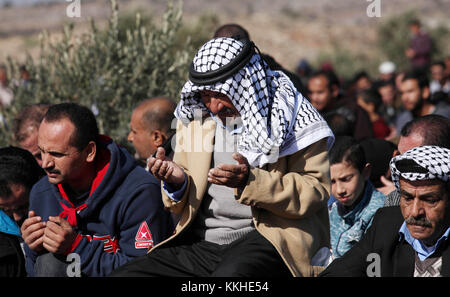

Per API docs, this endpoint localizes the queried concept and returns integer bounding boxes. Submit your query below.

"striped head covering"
[390,145,450,190]
[175,37,334,167]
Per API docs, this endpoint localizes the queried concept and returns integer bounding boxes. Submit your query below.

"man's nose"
[410,199,425,218]
[41,153,54,169]
[13,211,25,223]
[335,182,346,196]
[208,97,224,114]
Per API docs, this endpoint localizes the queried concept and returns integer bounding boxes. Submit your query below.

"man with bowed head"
[0,146,45,277]
[110,37,334,277]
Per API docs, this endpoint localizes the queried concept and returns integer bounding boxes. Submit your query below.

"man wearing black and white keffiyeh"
[176,37,334,167]
[110,37,335,277]
[321,145,450,277]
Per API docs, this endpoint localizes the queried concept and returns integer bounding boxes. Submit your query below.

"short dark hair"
[430,61,446,69]
[352,71,371,84]
[324,112,353,137]
[0,146,45,197]
[430,91,449,105]
[213,24,250,41]
[402,71,429,90]
[360,138,397,188]
[375,79,395,89]
[329,136,366,172]
[309,70,340,91]
[357,89,382,110]
[43,103,99,150]
[400,114,450,149]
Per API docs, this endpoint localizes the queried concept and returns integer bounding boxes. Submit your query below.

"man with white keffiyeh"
[110,37,335,277]
[321,145,450,277]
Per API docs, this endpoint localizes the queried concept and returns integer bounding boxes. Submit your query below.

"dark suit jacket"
[320,206,450,277]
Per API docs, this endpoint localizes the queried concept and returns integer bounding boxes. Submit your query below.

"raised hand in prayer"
[147,147,185,190]
[21,210,46,253]
[207,153,250,189]
[43,216,77,254]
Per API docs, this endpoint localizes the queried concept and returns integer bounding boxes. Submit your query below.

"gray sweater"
[191,123,254,245]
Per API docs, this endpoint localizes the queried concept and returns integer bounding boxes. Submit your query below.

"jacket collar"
[394,232,450,276]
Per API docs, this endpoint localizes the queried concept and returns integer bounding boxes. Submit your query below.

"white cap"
[379,61,396,74]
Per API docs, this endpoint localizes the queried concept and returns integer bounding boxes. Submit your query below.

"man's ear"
[85,141,97,163]
[422,86,430,101]
[362,163,372,181]
[151,130,166,147]
[331,84,339,98]
[368,102,377,113]
[392,149,400,157]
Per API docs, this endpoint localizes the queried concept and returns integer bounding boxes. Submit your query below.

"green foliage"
[0,0,199,148]
[314,10,449,82]
[376,10,419,72]
[315,44,381,82]
[174,13,219,55]
[428,24,450,63]
[377,10,450,72]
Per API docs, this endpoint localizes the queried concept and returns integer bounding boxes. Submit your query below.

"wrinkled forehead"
[399,178,450,201]
[38,118,77,149]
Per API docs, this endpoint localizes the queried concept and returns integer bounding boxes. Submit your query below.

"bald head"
[136,97,177,132]
[128,97,176,160]
[398,115,450,153]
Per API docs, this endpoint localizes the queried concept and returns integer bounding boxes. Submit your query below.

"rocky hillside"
[0,0,449,72]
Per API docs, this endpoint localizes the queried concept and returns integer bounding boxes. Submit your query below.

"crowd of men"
[0,20,449,277]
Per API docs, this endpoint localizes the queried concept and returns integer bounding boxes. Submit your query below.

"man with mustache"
[20,103,173,276]
[382,114,450,206]
[320,145,450,276]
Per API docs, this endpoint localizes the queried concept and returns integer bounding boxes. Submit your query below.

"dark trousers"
[109,230,291,277]
[34,253,69,277]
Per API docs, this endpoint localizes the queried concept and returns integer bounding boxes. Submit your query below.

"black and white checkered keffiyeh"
[175,37,334,167]
[390,145,450,190]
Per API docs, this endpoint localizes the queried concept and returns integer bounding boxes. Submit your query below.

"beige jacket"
[149,118,331,277]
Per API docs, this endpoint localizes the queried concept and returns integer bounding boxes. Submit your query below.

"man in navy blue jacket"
[20,103,173,277]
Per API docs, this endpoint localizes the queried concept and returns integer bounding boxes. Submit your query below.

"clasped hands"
[148,147,250,190]
[21,211,77,254]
